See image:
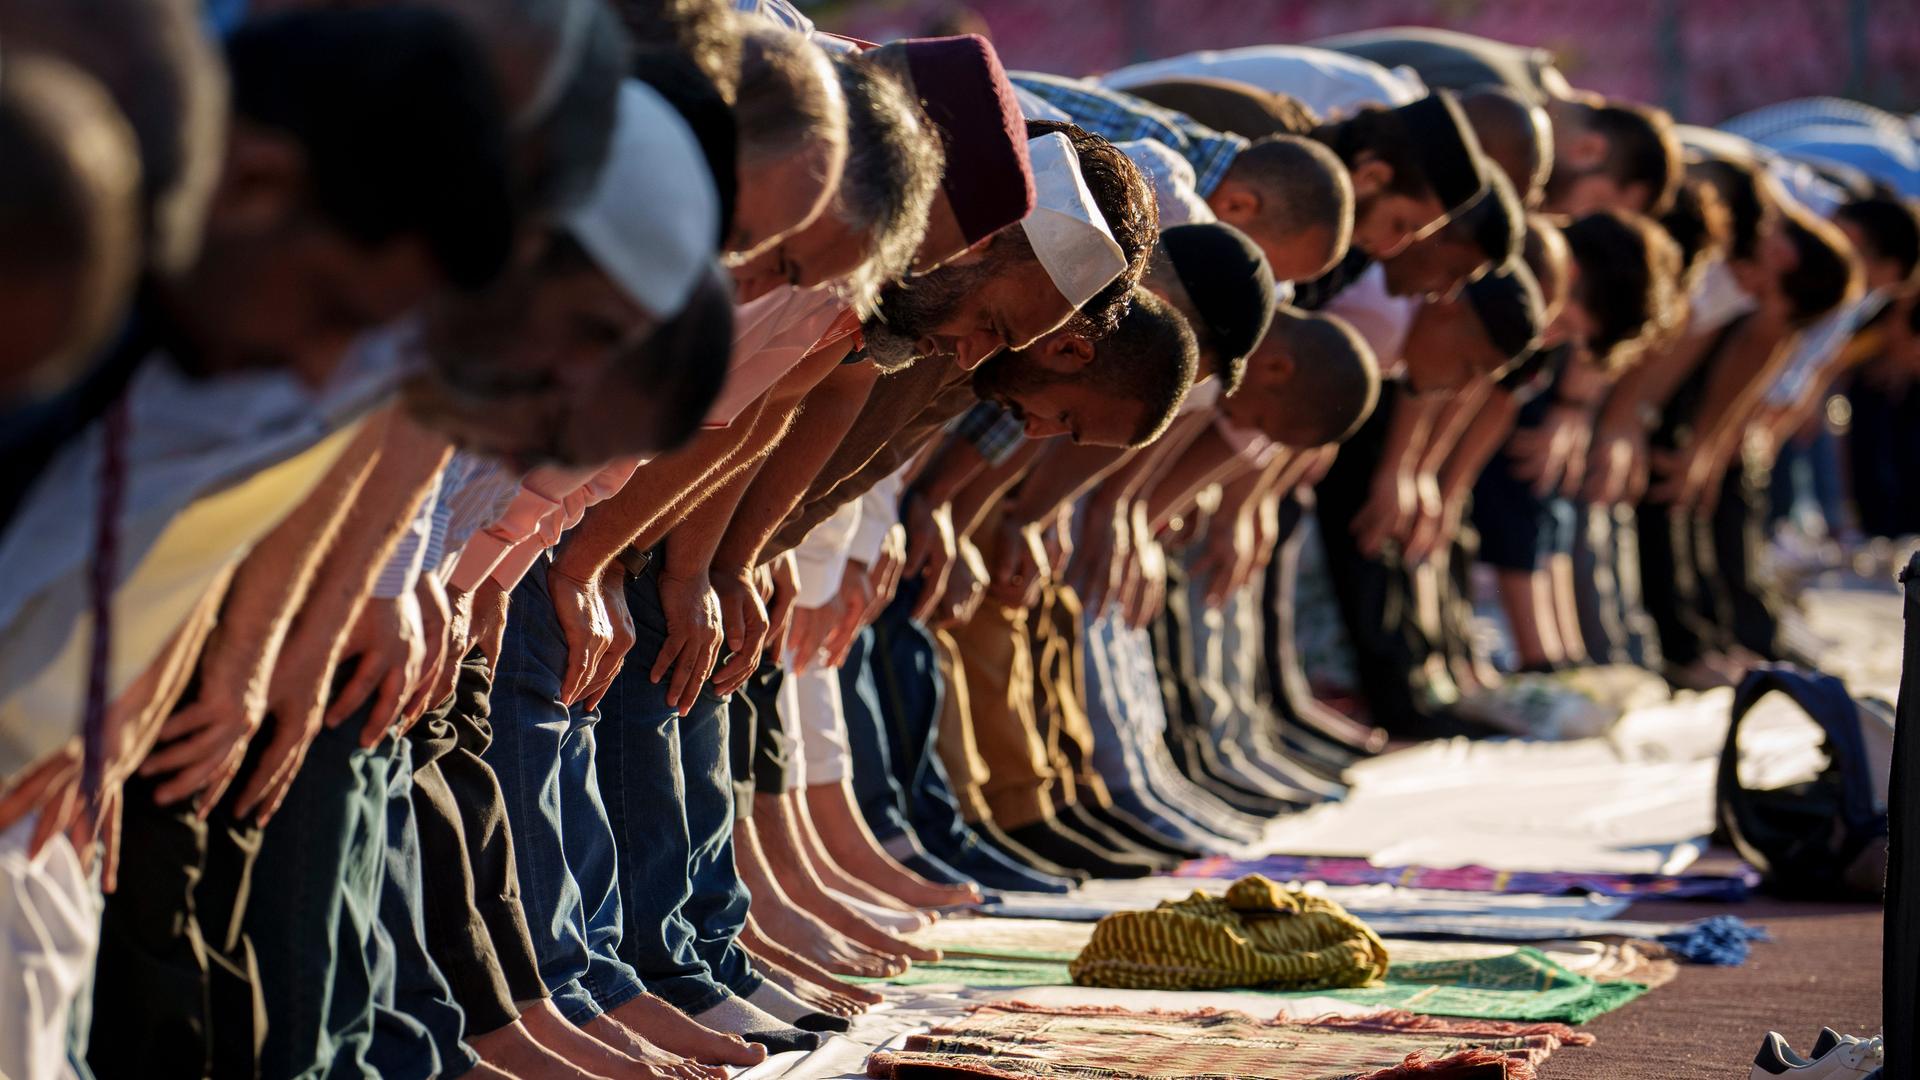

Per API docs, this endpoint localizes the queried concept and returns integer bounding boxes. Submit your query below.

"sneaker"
[1751,1031,1883,1077]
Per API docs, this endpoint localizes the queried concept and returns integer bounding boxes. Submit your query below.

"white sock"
[745,980,817,1024]
[692,993,796,1036]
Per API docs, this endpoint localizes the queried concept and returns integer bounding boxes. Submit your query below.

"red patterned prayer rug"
[865,1003,1587,1079]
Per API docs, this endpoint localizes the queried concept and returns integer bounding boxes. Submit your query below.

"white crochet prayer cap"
[1020,132,1127,310]
[565,80,719,319]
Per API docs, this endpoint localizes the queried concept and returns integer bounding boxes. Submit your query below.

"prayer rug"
[864,1002,1586,1079]
[1314,948,1647,1024]
[1173,855,1759,901]
[864,948,1648,1024]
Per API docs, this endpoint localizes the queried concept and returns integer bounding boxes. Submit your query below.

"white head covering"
[565,80,720,319]
[1020,132,1127,309]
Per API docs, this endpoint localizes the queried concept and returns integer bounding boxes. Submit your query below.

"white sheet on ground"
[1245,687,1830,874]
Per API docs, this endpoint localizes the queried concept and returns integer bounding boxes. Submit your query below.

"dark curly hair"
[1779,208,1862,328]
[1658,176,1733,289]
[1688,156,1774,264]
[1564,209,1682,369]
[1836,194,1920,292]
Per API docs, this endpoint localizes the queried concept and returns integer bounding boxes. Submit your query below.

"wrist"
[548,557,600,590]
[549,540,607,586]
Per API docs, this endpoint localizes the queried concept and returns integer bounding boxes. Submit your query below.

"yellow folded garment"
[1068,874,1390,992]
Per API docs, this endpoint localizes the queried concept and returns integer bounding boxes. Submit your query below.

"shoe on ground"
[1072,801,1202,861]
[1005,819,1157,879]
[1054,802,1180,870]
[1751,1030,1882,1078]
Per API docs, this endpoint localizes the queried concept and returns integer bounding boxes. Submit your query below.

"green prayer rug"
[862,947,1646,1024]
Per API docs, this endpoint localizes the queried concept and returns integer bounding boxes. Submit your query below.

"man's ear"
[205,121,306,235]
[1261,343,1295,381]
[1567,130,1610,171]
[1036,331,1096,373]
[1209,178,1263,225]
[1348,158,1393,199]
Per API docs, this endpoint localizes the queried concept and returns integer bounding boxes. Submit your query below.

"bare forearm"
[1439,388,1520,498]
[306,419,453,629]
[674,404,793,579]
[220,413,390,658]
[714,360,874,574]
[911,434,990,509]
[1419,381,1487,476]
[1145,426,1249,532]
[997,441,1130,530]
[1122,412,1211,503]
[1211,454,1275,522]
[1600,320,1715,434]
[1380,393,1440,483]
[953,439,1046,539]
[553,406,767,580]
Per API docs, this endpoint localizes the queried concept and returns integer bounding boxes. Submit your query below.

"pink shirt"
[449,457,642,591]
[704,286,858,428]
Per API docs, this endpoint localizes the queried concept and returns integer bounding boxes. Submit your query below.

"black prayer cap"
[1466,257,1545,367]
[1158,222,1277,365]
[1394,90,1491,215]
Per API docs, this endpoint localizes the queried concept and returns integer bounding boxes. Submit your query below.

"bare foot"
[520,998,723,1080]
[749,888,906,977]
[828,888,930,935]
[465,1061,524,1080]
[604,994,765,1068]
[742,919,885,1006]
[468,1019,612,1080]
[749,949,869,1017]
[733,819,908,977]
[804,782,980,909]
[740,809,936,962]
[778,791,923,915]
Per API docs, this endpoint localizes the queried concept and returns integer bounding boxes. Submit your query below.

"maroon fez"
[894,35,1035,242]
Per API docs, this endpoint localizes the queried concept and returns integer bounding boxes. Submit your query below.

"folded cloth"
[1069,875,1389,992]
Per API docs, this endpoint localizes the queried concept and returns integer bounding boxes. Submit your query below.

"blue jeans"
[486,566,647,1024]
[368,738,477,1079]
[592,565,756,1015]
[246,713,393,1079]
[869,596,977,854]
[838,627,915,842]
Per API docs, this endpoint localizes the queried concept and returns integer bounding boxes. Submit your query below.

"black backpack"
[1715,666,1891,900]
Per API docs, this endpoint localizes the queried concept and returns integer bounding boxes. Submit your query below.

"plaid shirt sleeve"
[734,0,815,34]
[950,402,1028,466]
[1010,73,1248,197]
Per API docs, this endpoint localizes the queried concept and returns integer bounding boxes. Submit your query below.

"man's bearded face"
[863,247,1006,370]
